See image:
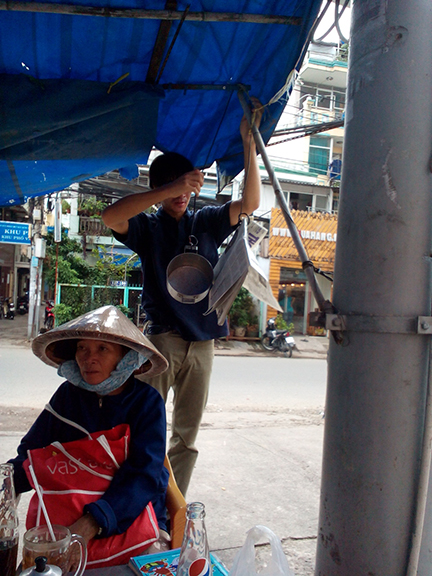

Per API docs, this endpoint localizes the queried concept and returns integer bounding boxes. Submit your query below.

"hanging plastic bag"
[229,525,295,576]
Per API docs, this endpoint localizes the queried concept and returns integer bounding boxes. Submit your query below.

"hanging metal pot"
[166,237,214,304]
[166,195,214,304]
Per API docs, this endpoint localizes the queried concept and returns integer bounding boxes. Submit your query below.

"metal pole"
[53,243,59,308]
[237,89,330,313]
[34,258,43,335]
[27,256,37,339]
[315,1,432,575]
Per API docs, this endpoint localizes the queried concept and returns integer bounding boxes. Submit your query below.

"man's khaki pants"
[146,332,214,497]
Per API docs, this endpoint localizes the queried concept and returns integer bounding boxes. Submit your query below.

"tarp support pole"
[0,3,302,25]
[237,88,329,313]
[315,1,432,574]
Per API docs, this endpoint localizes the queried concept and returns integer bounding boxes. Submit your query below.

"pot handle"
[185,235,198,253]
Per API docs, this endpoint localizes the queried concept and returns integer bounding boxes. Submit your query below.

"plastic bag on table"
[229,525,295,576]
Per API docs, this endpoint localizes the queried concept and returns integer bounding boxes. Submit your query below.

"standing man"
[102,104,262,496]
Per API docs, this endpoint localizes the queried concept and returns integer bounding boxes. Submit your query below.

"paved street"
[0,318,328,575]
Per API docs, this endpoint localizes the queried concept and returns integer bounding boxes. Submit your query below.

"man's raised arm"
[229,99,263,226]
[102,170,204,235]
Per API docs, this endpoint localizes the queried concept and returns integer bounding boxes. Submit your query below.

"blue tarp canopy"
[0,0,322,206]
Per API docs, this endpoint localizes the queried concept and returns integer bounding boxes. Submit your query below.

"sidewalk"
[214,335,328,359]
[0,312,330,359]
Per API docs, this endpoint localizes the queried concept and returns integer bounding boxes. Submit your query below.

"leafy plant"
[116,304,131,317]
[275,314,288,330]
[235,309,250,328]
[229,288,258,328]
[78,197,107,218]
[52,303,74,325]
[274,315,295,333]
[61,200,71,214]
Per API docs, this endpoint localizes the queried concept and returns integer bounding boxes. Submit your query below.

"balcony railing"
[79,217,111,237]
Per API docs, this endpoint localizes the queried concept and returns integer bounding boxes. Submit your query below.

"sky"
[313,1,351,44]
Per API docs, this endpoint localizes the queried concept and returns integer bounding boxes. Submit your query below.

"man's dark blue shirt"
[113,203,235,341]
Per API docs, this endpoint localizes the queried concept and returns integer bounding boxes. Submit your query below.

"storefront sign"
[269,208,338,268]
[0,220,31,245]
[272,227,337,242]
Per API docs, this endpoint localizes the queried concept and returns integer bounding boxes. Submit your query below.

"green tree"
[44,229,87,291]
[44,229,128,290]
[45,228,135,324]
[90,246,127,286]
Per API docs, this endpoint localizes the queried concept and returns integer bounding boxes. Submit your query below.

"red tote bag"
[23,418,159,569]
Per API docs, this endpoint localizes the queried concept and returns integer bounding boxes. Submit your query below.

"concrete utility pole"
[315,1,432,575]
[27,197,45,339]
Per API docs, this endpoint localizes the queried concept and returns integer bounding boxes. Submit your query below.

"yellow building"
[267,208,337,334]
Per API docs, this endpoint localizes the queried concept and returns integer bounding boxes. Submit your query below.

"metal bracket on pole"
[325,314,432,335]
[418,317,432,334]
[237,87,336,323]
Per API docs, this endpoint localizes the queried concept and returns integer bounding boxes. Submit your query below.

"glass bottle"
[0,463,19,576]
[177,502,212,576]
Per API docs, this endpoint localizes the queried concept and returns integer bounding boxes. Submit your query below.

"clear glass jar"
[177,502,211,576]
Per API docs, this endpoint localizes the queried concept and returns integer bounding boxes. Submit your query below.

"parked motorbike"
[260,317,295,357]
[44,300,55,330]
[17,292,29,315]
[2,297,15,320]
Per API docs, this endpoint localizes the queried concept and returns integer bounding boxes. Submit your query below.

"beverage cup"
[22,525,87,576]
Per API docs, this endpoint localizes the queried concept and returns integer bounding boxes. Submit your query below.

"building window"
[277,191,328,212]
[315,195,328,211]
[309,136,330,176]
[300,84,346,118]
[334,91,346,114]
[316,89,332,109]
[288,192,313,211]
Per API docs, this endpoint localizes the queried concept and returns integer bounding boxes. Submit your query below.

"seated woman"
[8,305,170,568]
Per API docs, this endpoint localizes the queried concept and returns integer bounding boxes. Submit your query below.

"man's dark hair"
[149,152,194,189]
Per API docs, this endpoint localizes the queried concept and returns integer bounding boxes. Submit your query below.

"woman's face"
[75,339,125,385]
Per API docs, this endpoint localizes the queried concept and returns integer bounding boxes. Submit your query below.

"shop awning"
[0,0,322,206]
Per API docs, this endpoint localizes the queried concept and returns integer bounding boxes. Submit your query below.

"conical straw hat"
[32,305,168,378]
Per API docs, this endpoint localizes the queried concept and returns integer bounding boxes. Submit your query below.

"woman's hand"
[67,513,100,572]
